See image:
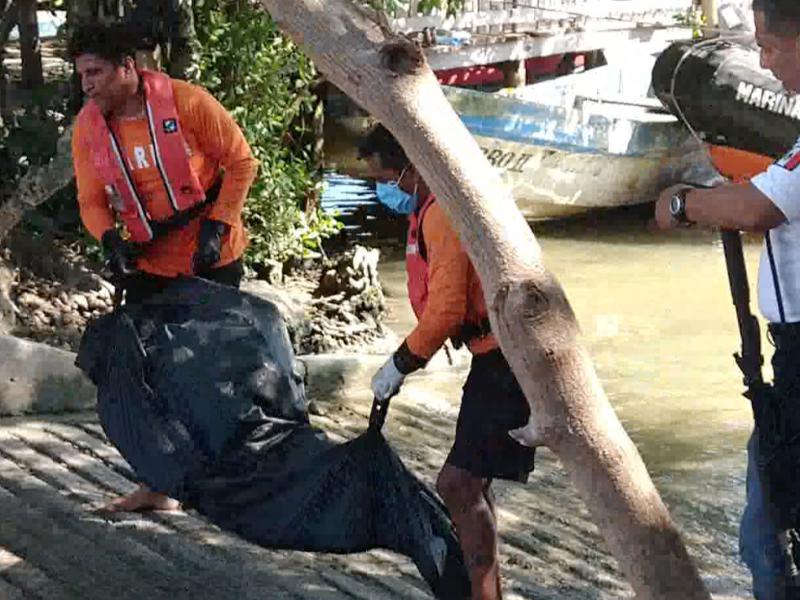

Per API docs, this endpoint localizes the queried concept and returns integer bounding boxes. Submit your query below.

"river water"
[322,176,764,594]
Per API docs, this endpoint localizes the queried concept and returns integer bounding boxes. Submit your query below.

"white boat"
[323,44,709,220]
[448,46,711,219]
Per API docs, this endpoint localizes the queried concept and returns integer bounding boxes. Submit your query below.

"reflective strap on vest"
[144,176,222,245]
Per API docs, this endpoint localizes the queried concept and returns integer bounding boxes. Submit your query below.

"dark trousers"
[740,323,800,599]
[124,259,244,306]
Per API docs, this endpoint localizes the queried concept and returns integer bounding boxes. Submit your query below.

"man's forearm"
[684,183,785,232]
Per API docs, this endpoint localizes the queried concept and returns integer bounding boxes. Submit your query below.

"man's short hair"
[69,21,139,66]
[753,0,800,37]
[357,124,410,172]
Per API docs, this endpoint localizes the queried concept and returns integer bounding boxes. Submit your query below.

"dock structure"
[390,0,743,73]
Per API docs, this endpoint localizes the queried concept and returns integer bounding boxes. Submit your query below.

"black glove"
[192,219,228,273]
[101,230,137,279]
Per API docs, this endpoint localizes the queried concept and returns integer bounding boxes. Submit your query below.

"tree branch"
[0,126,75,242]
[257,1,712,598]
[0,0,19,122]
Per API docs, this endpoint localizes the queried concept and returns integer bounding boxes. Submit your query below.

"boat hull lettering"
[480,147,534,172]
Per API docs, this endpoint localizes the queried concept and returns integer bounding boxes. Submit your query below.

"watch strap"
[671,187,695,225]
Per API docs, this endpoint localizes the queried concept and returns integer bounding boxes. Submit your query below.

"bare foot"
[97,483,180,513]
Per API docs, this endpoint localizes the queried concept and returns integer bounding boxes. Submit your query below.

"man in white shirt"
[653,2,800,597]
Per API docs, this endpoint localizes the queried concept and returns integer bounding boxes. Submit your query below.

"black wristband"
[392,340,427,375]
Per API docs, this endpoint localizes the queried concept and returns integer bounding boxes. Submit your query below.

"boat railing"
[392,0,697,36]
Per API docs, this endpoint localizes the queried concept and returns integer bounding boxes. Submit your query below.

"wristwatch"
[669,187,695,226]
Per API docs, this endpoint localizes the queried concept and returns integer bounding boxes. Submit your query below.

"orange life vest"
[78,70,208,243]
[406,194,437,319]
[406,194,491,347]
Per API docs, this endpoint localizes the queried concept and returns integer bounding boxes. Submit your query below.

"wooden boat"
[323,44,709,221]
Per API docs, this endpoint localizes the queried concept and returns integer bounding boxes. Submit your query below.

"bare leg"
[97,483,180,513]
[438,464,501,600]
[482,485,503,600]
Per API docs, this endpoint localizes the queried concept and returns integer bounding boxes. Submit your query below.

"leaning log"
[256,1,711,598]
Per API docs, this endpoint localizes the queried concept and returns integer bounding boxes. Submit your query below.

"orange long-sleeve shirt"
[73,78,259,277]
[405,201,499,360]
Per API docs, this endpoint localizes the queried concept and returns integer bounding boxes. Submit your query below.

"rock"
[41,303,61,318]
[88,294,107,311]
[241,280,314,355]
[64,323,83,342]
[283,245,392,355]
[4,233,393,358]
[98,280,115,298]
[17,292,49,310]
[71,294,89,311]
[0,263,19,335]
[0,335,97,416]
[339,310,360,326]
[318,270,339,297]
[283,253,322,276]
[348,276,367,293]
[254,259,284,286]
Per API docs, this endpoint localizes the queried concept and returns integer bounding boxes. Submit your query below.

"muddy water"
[372,204,763,595]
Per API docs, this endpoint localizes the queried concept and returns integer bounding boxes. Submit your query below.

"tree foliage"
[1,0,478,261]
[192,0,343,263]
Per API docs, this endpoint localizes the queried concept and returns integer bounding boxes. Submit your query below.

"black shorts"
[445,349,537,483]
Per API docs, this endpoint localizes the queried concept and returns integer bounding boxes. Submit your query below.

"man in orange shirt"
[361,125,536,600]
[70,22,258,512]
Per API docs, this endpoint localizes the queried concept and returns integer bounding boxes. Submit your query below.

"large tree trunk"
[0,0,18,122]
[167,0,200,80]
[257,2,711,599]
[17,0,42,89]
[126,0,201,80]
[0,126,74,242]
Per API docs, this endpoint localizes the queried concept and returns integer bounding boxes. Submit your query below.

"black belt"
[768,322,800,350]
[147,176,223,242]
[450,317,492,350]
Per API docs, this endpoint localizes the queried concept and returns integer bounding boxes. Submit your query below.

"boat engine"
[652,38,800,179]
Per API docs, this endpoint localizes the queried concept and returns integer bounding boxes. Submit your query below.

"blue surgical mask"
[376,167,418,215]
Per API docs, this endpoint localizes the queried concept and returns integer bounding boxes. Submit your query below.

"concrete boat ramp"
[0,380,751,600]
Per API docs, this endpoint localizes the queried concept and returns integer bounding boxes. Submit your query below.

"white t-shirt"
[751,137,800,323]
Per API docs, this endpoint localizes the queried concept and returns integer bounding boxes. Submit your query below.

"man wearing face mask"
[359,125,536,600]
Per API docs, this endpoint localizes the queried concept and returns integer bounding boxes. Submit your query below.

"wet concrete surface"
[0,382,751,599]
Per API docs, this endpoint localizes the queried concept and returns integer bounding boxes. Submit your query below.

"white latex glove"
[371,355,406,401]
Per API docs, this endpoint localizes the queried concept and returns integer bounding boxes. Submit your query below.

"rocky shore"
[0,232,397,357]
